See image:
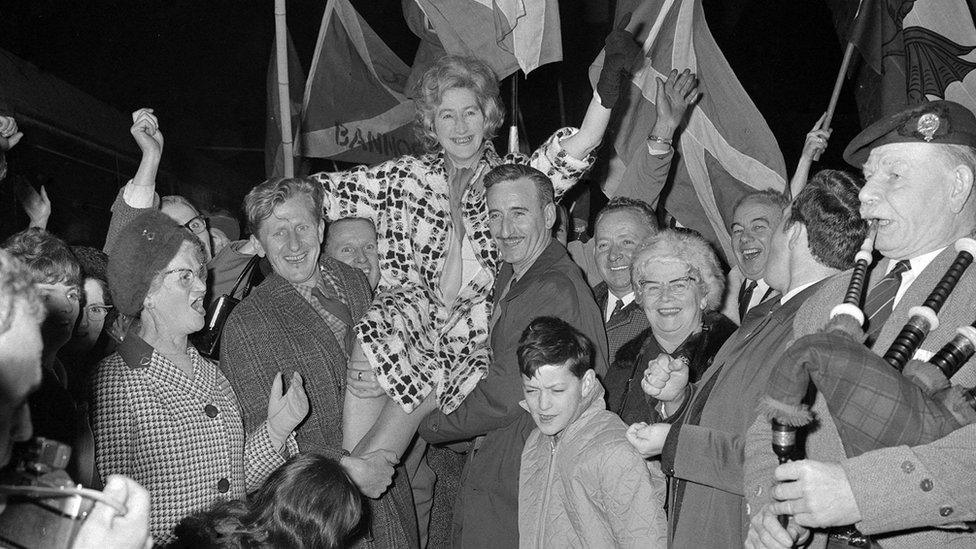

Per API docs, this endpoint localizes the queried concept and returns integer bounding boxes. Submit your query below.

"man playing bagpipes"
[745,101,976,549]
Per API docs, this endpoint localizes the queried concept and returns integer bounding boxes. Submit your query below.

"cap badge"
[917,113,940,142]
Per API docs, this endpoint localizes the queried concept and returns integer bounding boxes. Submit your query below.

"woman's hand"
[626,422,671,458]
[266,371,310,447]
[596,13,644,108]
[641,353,689,402]
[652,69,700,138]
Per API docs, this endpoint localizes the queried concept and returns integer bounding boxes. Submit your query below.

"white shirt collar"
[890,246,946,306]
[780,281,817,305]
[606,291,636,321]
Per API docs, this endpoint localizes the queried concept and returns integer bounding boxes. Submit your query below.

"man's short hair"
[245,177,324,236]
[326,217,377,243]
[3,228,81,288]
[161,195,200,215]
[483,164,554,206]
[517,316,594,379]
[784,169,868,270]
[732,190,790,220]
[0,250,44,337]
[595,196,658,232]
[937,144,976,175]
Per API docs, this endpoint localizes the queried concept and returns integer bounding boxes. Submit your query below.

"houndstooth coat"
[310,129,593,414]
[92,334,294,544]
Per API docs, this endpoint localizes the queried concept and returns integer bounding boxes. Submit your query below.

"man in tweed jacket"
[222,178,418,548]
[745,101,976,548]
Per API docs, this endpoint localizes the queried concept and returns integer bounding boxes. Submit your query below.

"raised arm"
[104,109,164,253]
[0,115,23,182]
[309,159,405,223]
[789,114,831,199]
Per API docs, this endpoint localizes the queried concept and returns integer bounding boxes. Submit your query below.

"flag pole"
[274,0,295,177]
[508,71,520,154]
[814,0,871,160]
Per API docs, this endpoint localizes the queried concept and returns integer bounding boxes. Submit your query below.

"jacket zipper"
[536,436,557,547]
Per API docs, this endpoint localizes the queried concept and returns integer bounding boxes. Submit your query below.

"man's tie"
[738,279,758,321]
[311,286,356,353]
[608,298,627,324]
[862,260,911,346]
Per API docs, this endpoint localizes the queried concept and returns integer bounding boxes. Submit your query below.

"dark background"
[0,0,859,245]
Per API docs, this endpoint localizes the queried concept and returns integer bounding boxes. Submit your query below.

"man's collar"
[780,280,817,305]
[888,246,945,275]
[512,238,558,280]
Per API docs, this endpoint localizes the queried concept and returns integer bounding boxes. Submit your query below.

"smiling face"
[487,178,556,273]
[634,260,706,347]
[326,218,380,290]
[860,142,969,260]
[730,199,783,280]
[434,87,487,168]
[522,363,596,437]
[146,241,208,336]
[253,194,326,286]
[594,209,654,298]
[35,281,80,353]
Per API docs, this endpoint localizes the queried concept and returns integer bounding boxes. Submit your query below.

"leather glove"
[266,371,310,448]
[596,13,644,108]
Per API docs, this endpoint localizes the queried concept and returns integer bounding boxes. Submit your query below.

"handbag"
[194,255,260,359]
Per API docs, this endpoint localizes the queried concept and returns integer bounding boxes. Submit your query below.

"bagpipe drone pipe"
[761,234,976,459]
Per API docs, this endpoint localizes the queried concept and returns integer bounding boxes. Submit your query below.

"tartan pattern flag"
[301,0,423,165]
[829,0,976,125]
[589,0,787,260]
[265,30,305,179]
[403,0,562,88]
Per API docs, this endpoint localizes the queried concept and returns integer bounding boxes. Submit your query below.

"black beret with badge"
[844,100,976,167]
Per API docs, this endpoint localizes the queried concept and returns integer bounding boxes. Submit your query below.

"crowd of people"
[1,19,975,549]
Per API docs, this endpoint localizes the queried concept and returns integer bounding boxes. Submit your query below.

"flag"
[301,0,423,165]
[828,0,976,126]
[589,0,787,261]
[402,0,562,89]
[265,31,305,179]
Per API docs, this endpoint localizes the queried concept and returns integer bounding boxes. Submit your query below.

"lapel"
[593,282,609,312]
[493,240,564,322]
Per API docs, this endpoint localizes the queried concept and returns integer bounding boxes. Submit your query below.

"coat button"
[940,506,953,517]
[900,460,915,473]
[920,478,933,492]
[217,478,230,493]
[204,404,219,418]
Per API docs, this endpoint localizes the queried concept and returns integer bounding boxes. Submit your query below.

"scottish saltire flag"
[301,0,423,165]
[829,0,976,125]
[403,0,562,86]
[265,31,305,179]
[589,0,787,260]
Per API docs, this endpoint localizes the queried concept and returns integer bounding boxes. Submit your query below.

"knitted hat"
[107,210,198,316]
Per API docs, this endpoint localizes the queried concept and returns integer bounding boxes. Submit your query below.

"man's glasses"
[182,216,207,235]
[637,276,699,298]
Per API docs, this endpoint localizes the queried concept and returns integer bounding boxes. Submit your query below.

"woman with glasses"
[92,211,309,543]
[603,229,736,425]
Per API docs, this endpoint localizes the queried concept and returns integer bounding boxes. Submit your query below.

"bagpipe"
[761,229,976,460]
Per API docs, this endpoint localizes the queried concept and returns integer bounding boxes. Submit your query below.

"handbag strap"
[229,255,261,298]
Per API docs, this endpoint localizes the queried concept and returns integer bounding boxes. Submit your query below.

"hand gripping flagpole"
[274,0,295,178]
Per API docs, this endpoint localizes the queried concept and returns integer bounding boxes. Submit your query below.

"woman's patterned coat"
[311,129,593,413]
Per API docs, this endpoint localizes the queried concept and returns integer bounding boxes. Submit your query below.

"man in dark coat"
[629,170,867,548]
[419,164,609,549]
[221,177,418,549]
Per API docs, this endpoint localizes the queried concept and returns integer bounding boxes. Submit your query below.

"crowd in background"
[1,18,975,549]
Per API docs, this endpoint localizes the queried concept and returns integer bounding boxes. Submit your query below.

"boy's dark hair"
[517,316,594,379]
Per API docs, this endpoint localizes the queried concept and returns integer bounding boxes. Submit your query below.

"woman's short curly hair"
[0,250,44,337]
[631,229,726,312]
[3,228,81,288]
[413,56,505,152]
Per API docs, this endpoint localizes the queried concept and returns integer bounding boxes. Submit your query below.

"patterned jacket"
[310,130,593,413]
[221,257,419,549]
[92,334,293,543]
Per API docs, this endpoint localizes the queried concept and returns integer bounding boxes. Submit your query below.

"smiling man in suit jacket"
[745,100,976,549]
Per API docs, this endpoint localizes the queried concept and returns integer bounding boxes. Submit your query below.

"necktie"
[311,287,355,353]
[608,297,626,324]
[738,279,758,321]
[862,260,911,346]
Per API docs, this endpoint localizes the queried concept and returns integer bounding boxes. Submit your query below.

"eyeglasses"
[85,304,115,319]
[182,216,207,235]
[163,267,207,288]
[637,276,699,298]
[36,284,82,304]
